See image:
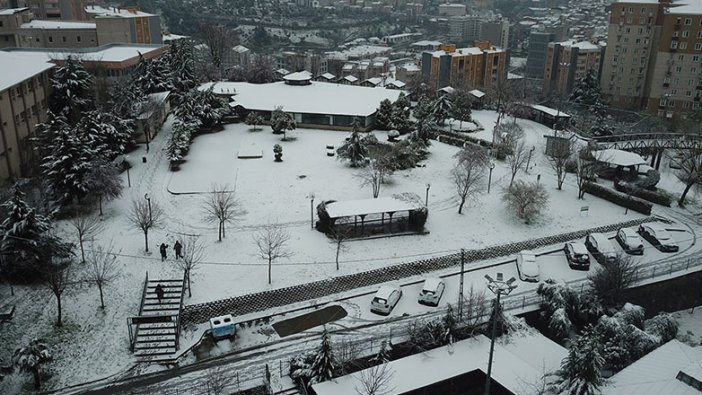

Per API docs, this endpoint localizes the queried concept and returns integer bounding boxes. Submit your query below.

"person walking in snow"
[159,243,168,261]
[174,241,183,259]
[155,284,164,304]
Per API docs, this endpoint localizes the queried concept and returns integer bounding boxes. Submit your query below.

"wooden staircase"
[129,273,186,363]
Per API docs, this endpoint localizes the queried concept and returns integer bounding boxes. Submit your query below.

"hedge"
[614,181,672,207]
[434,130,494,149]
[583,182,653,215]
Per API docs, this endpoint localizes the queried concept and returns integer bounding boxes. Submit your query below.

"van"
[371,285,402,315]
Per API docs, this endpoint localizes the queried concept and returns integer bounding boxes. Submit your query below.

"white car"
[418,278,446,306]
[638,224,679,252]
[616,228,644,255]
[516,250,540,282]
[585,233,617,264]
[371,285,402,315]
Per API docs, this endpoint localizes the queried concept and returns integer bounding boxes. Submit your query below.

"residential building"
[438,3,466,17]
[0,51,53,183]
[17,19,96,48]
[525,25,568,80]
[543,40,603,97]
[0,7,32,48]
[447,15,482,43]
[421,41,508,91]
[481,19,510,50]
[2,0,86,20]
[85,5,162,45]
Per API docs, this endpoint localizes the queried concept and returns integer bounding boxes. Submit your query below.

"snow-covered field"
[0,110,692,392]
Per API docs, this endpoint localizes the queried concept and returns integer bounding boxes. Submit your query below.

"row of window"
[0,77,44,101]
[674,17,702,26]
[660,100,699,110]
[13,100,46,125]
[663,77,702,86]
[671,30,702,38]
[623,16,653,25]
[624,7,651,14]
[670,41,702,51]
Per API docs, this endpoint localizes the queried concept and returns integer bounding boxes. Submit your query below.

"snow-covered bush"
[614,303,645,329]
[644,313,679,343]
[502,180,549,223]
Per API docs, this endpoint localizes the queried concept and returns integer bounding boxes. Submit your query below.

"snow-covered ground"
[0,110,695,392]
[674,305,702,346]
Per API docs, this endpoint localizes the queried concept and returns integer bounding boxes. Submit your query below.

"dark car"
[564,242,590,270]
[616,228,644,255]
[585,233,618,264]
[638,224,679,252]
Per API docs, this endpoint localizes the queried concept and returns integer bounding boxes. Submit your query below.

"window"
[629,7,633,12]
[697,31,702,38]
[673,31,680,37]
[694,55,700,61]
[690,79,695,86]
[684,101,691,109]
[696,43,702,50]
[672,89,678,95]
[669,100,676,107]
[671,41,679,49]
[674,78,680,84]
[693,67,698,73]
[627,17,633,24]
[686,18,692,26]
[62,36,66,42]
[77,35,81,42]
[676,66,683,72]
[679,55,685,60]
[48,36,53,43]
[681,42,688,49]
[687,90,693,97]
[639,17,646,24]
[683,31,690,37]
[642,7,647,13]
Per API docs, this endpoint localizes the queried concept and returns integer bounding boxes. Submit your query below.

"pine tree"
[0,184,51,281]
[49,56,93,125]
[549,327,606,395]
[570,69,603,107]
[375,99,393,130]
[132,54,172,94]
[431,95,452,126]
[413,95,434,123]
[108,79,146,120]
[78,110,133,160]
[336,130,369,167]
[393,92,411,118]
[310,328,336,384]
[270,106,296,139]
[195,87,228,128]
[167,39,197,105]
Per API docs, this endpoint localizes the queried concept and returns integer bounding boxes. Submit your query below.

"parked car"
[585,233,618,264]
[564,242,590,270]
[371,285,402,315]
[616,228,644,255]
[516,250,540,282]
[638,224,679,252]
[418,278,445,306]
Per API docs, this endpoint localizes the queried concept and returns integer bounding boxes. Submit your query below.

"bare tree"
[85,242,120,310]
[588,254,640,308]
[452,145,490,214]
[85,161,123,215]
[574,146,604,199]
[329,228,351,270]
[127,198,165,253]
[43,260,71,327]
[253,223,293,284]
[671,149,702,207]
[203,184,241,242]
[69,211,104,263]
[507,139,529,187]
[356,156,394,198]
[197,23,237,79]
[171,235,205,297]
[354,363,395,395]
[547,140,573,190]
[205,367,233,395]
[502,180,549,224]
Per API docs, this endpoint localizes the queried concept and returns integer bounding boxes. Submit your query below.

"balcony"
[664,83,670,87]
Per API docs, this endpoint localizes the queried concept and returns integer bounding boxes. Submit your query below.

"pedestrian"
[174,240,183,259]
[159,243,168,261]
[155,283,164,304]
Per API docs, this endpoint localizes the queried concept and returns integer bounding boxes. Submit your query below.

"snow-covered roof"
[439,86,455,94]
[469,89,485,98]
[363,77,382,86]
[0,51,54,92]
[85,5,155,17]
[605,340,702,395]
[595,149,646,167]
[283,70,312,81]
[325,196,423,218]
[20,20,96,29]
[343,75,358,82]
[411,40,442,47]
[314,334,566,395]
[275,68,290,75]
[555,40,600,51]
[198,82,236,96]
[162,33,188,41]
[530,104,571,118]
[400,63,421,72]
[320,72,336,80]
[204,81,402,117]
[232,45,249,53]
[0,7,29,15]
[5,44,166,63]
[386,80,405,88]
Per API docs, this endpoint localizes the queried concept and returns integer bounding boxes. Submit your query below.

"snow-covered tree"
[246,55,277,84]
[245,112,264,131]
[253,223,293,284]
[39,234,73,326]
[202,184,241,242]
[356,155,394,198]
[549,327,607,395]
[195,87,228,128]
[0,184,51,281]
[644,313,678,343]
[412,95,434,123]
[671,149,702,207]
[337,130,370,167]
[171,235,205,297]
[132,54,172,94]
[127,198,165,253]
[84,160,123,215]
[431,95,452,126]
[69,210,103,263]
[48,56,93,124]
[570,69,604,108]
[166,39,197,104]
[78,110,133,160]
[310,328,336,384]
[86,242,120,310]
[108,78,146,122]
[12,339,52,389]
[450,90,473,129]
[452,145,489,214]
[375,99,393,130]
[270,106,296,140]
[588,255,639,308]
[393,92,411,118]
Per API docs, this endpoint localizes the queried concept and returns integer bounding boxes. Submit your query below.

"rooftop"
[0,51,54,92]
[3,43,166,63]
[20,20,96,29]
[85,5,155,18]
[200,81,403,117]
[0,7,29,15]
[595,149,646,167]
[325,196,423,218]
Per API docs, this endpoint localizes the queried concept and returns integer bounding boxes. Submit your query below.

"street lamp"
[425,183,431,207]
[525,146,536,174]
[144,193,152,223]
[487,163,495,194]
[309,193,315,229]
[484,272,518,395]
[124,155,131,188]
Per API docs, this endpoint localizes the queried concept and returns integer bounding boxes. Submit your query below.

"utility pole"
[458,249,465,322]
[484,273,517,395]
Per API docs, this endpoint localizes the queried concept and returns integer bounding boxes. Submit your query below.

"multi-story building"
[543,40,604,97]
[17,19,96,48]
[438,3,466,17]
[481,19,510,50]
[421,41,507,91]
[85,5,162,45]
[525,24,568,80]
[447,15,482,44]
[0,7,32,48]
[1,0,86,20]
[0,51,53,183]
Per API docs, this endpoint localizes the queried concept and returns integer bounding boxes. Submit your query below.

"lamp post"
[425,183,431,207]
[124,155,131,188]
[309,193,315,229]
[144,193,152,223]
[525,146,535,174]
[487,163,495,194]
[484,273,518,395]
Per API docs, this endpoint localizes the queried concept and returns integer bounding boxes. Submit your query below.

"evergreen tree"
[132,54,172,94]
[570,69,604,108]
[431,95,452,126]
[84,160,123,215]
[196,87,228,128]
[549,327,606,395]
[450,90,473,129]
[375,99,393,130]
[393,92,411,118]
[166,39,197,104]
[12,339,52,389]
[413,95,434,123]
[310,328,336,384]
[270,106,296,139]
[0,184,51,281]
[108,79,146,121]
[78,110,133,160]
[336,129,369,167]
[49,56,93,125]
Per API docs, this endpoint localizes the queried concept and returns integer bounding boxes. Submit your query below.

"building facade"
[0,7,32,48]
[17,19,96,48]
[0,51,52,183]
[1,0,86,20]
[86,5,162,45]
[543,40,603,97]
[421,42,507,91]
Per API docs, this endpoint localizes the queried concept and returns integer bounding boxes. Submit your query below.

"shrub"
[614,181,671,207]
[408,207,428,231]
[588,255,640,308]
[583,182,652,215]
[315,200,336,233]
[502,181,549,223]
[644,313,679,343]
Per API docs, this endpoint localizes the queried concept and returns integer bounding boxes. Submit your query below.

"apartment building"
[0,7,32,48]
[543,40,604,97]
[0,51,53,183]
[17,19,96,48]
[421,42,507,91]
[1,0,86,20]
[86,5,162,45]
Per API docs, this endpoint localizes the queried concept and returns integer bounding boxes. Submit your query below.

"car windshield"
[421,290,435,295]
[373,297,386,305]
